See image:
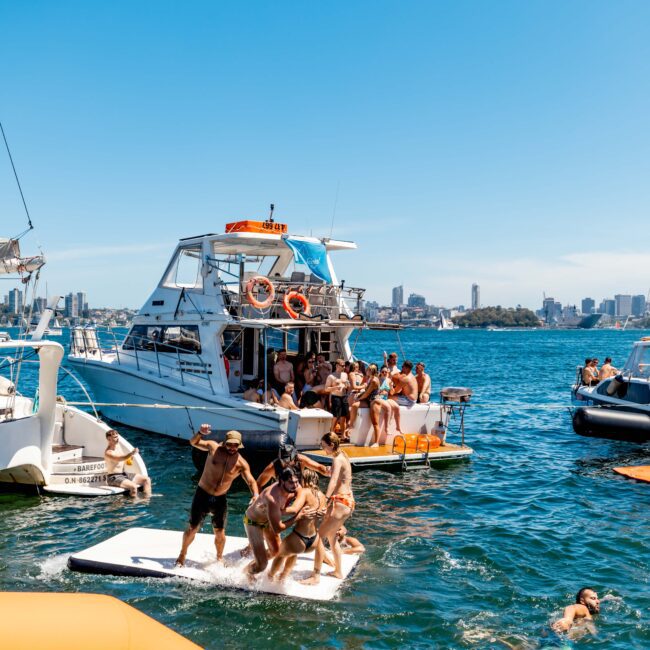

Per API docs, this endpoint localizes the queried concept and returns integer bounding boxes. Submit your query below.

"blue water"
[1,329,649,649]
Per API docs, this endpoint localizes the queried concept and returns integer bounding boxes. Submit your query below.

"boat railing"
[220,277,365,320]
[69,326,216,394]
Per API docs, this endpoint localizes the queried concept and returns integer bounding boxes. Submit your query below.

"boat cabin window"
[123,325,201,353]
[162,246,204,290]
[263,329,300,355]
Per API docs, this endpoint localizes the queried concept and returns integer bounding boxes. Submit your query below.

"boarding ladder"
[391,433,433,471]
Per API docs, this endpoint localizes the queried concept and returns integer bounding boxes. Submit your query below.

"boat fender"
[224,356,230,378]
[606,374,624,396]
[245,275,275,309]
[283,291,311,319]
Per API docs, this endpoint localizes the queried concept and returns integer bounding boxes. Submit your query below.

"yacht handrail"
[69,327,216,394]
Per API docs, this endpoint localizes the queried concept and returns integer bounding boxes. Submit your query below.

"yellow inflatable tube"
[0,592,202,649]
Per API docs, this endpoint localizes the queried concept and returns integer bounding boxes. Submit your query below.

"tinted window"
[123,325,201,354]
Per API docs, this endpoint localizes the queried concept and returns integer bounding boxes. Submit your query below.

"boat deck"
[303,441,473,469]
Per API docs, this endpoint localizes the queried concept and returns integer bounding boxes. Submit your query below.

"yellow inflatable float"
[0,592,201,649]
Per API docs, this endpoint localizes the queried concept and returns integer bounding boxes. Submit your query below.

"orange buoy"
[283,291,311,319]
[245,275,275,309]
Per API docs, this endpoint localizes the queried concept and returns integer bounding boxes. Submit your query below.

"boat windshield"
[123,325,201,354]
[623,342,650,379]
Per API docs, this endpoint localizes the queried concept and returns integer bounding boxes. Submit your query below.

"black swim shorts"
[107,472,129,487]
[330,395,349,418]
[189,486,228,530]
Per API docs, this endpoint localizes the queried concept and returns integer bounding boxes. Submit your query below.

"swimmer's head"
[576,588,600,614]
[279,442,297,463]
[336,525,348,541]
[302,468,319,489]
[279,467,300,493]
[321,432,340,453]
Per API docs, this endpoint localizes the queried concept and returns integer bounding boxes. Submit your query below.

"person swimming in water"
[552,587,600,635]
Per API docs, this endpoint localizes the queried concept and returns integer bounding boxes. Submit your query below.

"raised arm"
[298,454,331,477]
[189,428,219,452]
[255,462,276,491]
[105,447,138,462]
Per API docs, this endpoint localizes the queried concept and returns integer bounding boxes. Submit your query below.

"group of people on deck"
[581,356,618,386]
[175,425,362,585]
[242,349,432,446]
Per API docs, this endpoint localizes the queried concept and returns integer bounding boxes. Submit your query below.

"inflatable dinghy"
[68,527,360,601]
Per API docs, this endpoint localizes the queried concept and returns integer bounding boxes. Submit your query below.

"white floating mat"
[68,527,360,601]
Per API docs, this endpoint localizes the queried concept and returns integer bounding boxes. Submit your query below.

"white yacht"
[68,218,471,460]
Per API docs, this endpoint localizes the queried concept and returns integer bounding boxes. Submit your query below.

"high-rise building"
[77,291,88,317]
[391,285,403,310]
[64,293,79,319]
[614,294,632,318]
[632,294,646,317]
[581,298,595,315]
[8,288,23,315]
[407,293,426,309]
[471,283,480,310]
[541,297,560,323]
[599,299,616,316]
[33,297,47,313]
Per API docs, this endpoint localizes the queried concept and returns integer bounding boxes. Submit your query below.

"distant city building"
[541,297,561,323]
[391,285,403,311]
[614,294,632,318]
[599,299,616,316]
[64,292,79,319]
[632,294,646,317]
[407,293,426,309]
[33,297,47,313]
[581,298,595,315]
[8,288,23,315]
[471,283,480,310]
[77,291,88,318]
[363,300,379,321]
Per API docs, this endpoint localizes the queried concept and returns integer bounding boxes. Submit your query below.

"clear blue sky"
[2,1,649,309]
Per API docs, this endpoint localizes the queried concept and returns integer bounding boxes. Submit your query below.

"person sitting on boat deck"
[581,358,599,386]
[390,360,418,406]
[257,380,280,406]
[316,353,333,386]
[268,468,328,583]
[599,357,618,381]
[551,587,600,637]
[176,427,258,567]
[303,433,354,584]
[348,363,383,446]
[244,466,315,577]
[277,381,299,410]
[415,362,431,403]
[326,358,350,437]
[103,430,152,497]
[375,366,400,439]
[243,378,262,403]
[384,351,399,376]
[273,349,294,391]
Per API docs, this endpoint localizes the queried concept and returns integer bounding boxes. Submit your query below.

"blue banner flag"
[283,237,332,284]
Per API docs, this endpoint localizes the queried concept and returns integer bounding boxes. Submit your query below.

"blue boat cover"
[283,237,332,284]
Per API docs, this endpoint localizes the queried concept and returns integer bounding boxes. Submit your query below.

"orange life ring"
[283,291,311,319]
[245,275,275,309]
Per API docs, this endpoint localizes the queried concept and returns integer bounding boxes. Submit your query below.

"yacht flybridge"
[69,218,472,461]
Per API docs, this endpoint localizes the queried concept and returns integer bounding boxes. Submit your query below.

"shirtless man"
[268,468,327,582]
[176,427,258,566]
[415,362,431,403]
[256,442,329,492]
[599,357,618,381]
[384,351,399,376]
[273,349,294,390]
[390,360,418,405]
[303,433,354,584]
[103,430,151,497]
[243,379,261,403]
[326,359,350,435]
[315,353,333,386]
[243,466,313,576]
[552,587,600,636]
[277,381,299,410]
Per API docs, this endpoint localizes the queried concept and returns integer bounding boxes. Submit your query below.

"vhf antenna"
[268,203,275,223]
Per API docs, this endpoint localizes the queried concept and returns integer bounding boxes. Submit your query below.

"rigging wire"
[0,120,34,239]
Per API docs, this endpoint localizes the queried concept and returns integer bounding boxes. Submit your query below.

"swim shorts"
[107,472,129,487]
[330,395,349,418]
[189,486,228,530]
[395,395,416,406]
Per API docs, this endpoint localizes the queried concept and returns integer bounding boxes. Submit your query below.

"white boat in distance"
[69,217,468,458]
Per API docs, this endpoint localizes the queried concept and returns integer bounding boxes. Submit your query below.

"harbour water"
[1,329,649,648]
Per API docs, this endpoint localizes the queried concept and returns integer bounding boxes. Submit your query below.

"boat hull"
[572,406,650,442]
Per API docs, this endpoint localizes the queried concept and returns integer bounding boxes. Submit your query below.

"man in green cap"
[176,425,258,566]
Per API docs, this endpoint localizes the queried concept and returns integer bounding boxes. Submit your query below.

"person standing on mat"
[176,426,258,566]
[103,429,151,497]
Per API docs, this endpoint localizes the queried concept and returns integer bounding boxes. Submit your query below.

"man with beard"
[175,426,257,566]
[552,587,600,635]
[243,466,314,577]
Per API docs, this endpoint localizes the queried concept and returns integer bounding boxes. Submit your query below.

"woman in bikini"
[267,468,327,583]
[348,364,383,446]
[303,433,354,584]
